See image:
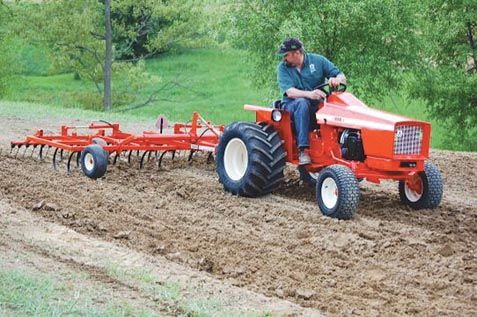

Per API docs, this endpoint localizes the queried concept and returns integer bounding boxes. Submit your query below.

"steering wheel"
[315,81,347,97]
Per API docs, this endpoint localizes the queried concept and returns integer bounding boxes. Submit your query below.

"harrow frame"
[11,112,224,174]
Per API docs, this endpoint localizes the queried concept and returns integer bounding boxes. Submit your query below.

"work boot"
[299,150,311,165]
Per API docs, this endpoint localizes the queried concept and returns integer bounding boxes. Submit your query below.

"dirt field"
[1,116,476,316]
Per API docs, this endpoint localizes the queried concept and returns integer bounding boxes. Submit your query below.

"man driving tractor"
[276,38,347,165]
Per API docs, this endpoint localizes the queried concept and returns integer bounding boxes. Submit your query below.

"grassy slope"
[2,48,445,149]
[138,49,264,123]
[5,49,267,124]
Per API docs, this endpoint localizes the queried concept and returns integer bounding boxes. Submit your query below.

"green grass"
[0,269,155,317]
[103,264,253,316]
[0,259,272,316]
[136,49,266,122]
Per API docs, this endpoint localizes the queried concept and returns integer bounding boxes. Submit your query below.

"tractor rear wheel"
[216,122,286,197]
[80,144,108,179]
[399,161,443,209]
[315,165,360,220]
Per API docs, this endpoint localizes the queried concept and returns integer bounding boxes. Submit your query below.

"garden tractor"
[11,83,443,220]
[215,83,443,219]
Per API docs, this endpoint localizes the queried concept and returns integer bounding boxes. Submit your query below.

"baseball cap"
[276,38,304,56]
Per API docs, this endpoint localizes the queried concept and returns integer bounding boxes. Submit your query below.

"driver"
[276,38,347,165]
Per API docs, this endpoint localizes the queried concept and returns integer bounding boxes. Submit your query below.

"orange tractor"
[11,83,443,220]
[215,83,443,219]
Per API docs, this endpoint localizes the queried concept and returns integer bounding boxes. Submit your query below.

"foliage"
[200,0,235,46]
[22,0,105,89]
[228,0,422,98]
[111,0,207,60]
[409,0,477,151]
[0,2,17,96]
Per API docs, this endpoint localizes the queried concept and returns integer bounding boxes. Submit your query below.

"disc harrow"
[10,112,224,179]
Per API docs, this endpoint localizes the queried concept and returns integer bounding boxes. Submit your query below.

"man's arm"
[286,87,327,100]
[278,62,327,100]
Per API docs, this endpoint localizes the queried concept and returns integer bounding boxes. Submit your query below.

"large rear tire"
[399,161,443,209]
[80,144,108,179]
[316,165,360,220]
[216,122,286,197]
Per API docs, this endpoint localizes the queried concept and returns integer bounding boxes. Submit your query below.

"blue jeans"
[284,98,318,149]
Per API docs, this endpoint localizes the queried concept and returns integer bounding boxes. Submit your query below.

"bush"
[408,0,477,151]
[410,69,477,151]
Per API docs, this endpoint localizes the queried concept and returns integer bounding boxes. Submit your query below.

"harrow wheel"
[80,144,108,179]
[316,164,360,220]
[216,122,286,197]
[399,161,443,209]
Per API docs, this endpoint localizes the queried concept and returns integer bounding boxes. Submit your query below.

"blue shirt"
[277,53,342,105]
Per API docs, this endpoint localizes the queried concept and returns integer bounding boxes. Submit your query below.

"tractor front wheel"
[399,161,443,209]
[315,165,360,220]
[216,122,286,197]
[80,144,108,179]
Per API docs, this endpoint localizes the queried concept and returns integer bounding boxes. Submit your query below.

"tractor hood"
[316,92,426,131]
[317,92,431,160]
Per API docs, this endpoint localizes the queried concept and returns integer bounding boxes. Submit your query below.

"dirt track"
[1,117,477,316]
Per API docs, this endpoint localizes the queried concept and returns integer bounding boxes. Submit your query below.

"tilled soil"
[1,118,477,316]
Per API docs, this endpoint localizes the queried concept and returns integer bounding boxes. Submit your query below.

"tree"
[30,0,105,94]
[111,0,205,60]
[17,0,206,111]
[229,0,422,98]
[104,0,112,111]
[409,0,477,151]
[0,1,21,97]
[229,0,476,150]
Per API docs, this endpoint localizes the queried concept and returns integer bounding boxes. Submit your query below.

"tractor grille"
[394,125,423,155]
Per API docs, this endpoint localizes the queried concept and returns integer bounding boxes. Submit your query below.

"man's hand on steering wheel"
[315,80,347,97]
[328,76,344,88]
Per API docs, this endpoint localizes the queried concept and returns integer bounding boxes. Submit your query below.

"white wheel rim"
[321,177,339,209]
[404,182,422,202]
[224,138,248,181]
[84,152,95,172]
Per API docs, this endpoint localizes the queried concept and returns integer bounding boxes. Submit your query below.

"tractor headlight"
[271,110,282,122]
